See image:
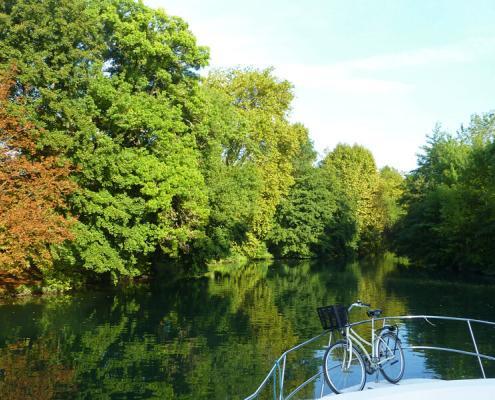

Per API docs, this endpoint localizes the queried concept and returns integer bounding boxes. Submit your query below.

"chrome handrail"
[243,315,495,400]
[244,330,330,400]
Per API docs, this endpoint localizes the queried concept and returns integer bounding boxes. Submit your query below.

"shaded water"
[0,254,494,399]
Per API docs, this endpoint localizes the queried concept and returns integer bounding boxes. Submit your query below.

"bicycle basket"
[317,305,348,331]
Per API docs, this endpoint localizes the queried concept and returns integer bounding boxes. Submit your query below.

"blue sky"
[145,0,495,171]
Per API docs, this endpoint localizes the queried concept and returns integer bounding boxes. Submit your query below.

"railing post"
[467,320,486,379]
[273,361,277,400]
[279,354,286,400]
[319,331,333,398]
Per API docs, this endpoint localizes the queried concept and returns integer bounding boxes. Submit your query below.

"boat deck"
[321,378,495,399]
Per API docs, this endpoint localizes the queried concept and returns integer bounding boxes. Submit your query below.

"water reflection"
[0,255,493,399]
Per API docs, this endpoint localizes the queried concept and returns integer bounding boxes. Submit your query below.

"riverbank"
[0,272,42,298]
[2,251,492,301]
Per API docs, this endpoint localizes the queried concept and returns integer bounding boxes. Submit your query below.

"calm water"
[0,255,494,399]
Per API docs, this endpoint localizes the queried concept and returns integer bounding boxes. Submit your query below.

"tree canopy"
[0,68,75,278]
[3,0,493,292]
[393,114,495,274]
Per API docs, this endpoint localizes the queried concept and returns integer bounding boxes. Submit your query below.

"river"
[0,254,494,399]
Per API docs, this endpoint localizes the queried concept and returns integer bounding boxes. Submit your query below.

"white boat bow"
[321,378,495,399]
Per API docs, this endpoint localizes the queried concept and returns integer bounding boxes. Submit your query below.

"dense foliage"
[393,115,495,274]
[1,0,211,285]
[196,68,307,260]
[0,69,75,279]
[267,137,337,258]
[4,0,491,290]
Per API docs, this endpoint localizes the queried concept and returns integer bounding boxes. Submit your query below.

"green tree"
[203,68,306,259]
[1,0,210,283]
[321,144,383,254]
[394,114,495,273]
[393,127,470,270]
[267,137,337,258]
[376,166,404,239]
[191,81,262,261]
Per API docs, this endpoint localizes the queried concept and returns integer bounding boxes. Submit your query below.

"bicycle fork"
[340,340,351,371]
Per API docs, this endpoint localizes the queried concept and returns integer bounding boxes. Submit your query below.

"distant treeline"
[0,0,493,291]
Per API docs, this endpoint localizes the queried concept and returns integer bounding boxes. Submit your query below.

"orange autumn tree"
[0,69,76,278]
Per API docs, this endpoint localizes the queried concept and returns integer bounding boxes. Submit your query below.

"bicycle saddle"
[367,309,382,318]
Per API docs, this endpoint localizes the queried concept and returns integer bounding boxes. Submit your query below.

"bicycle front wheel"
[377,332,405,383]
[323,340,366,394]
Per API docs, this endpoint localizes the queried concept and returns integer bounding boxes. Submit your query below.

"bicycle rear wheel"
[323,340,366,394]
[377,332,405,383]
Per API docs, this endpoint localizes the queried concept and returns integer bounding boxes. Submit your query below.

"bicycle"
[317,300,405,394]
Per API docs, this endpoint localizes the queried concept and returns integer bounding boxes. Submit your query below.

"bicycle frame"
[345,319,375,365]
[343,315,397,371]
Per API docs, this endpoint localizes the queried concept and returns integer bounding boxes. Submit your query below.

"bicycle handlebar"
[348,300,371,312]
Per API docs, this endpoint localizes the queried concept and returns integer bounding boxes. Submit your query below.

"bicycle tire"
[323,340,366,394]
[376,332,405,383]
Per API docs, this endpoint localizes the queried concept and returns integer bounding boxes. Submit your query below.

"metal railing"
[243,315,495,400]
